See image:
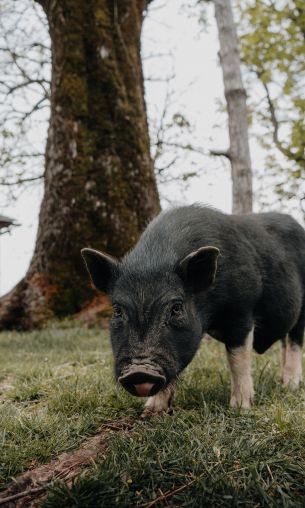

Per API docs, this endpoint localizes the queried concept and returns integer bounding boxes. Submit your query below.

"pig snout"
[118,366,166,397]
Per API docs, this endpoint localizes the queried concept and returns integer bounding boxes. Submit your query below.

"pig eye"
[112,304,123,319]
[170,302,184,316]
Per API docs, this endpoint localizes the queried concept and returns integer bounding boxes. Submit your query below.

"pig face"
[82,246,219,398]
[110,272,202,397]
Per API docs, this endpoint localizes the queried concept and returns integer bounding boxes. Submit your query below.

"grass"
[1,324,305,506]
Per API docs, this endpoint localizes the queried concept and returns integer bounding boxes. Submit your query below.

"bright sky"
[0,0,271,296]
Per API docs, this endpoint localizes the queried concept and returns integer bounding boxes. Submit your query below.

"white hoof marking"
[227,329,254,409]
[141,383,175,418]
[282,336,302,388]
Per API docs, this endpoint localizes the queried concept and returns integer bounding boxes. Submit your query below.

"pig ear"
[81,248,119,294]
[177,246,220,293]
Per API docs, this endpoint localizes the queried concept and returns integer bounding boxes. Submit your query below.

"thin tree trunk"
[214,0,253,214]
[0,0,160,329]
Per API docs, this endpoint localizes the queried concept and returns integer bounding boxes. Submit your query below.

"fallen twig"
[141,472,205,508]
[0,485,48,506]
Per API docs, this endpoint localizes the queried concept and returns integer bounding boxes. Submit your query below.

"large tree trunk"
[0,0,160,329]
[214,0,253,214]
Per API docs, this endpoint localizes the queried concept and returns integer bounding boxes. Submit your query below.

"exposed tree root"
[0,280,27,330]
[0,419,135,507]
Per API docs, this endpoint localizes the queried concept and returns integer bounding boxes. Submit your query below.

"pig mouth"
[118,365,166,397]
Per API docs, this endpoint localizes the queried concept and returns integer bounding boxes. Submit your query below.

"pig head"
[81,246,219,399]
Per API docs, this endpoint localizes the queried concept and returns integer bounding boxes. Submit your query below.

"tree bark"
[0,0,160,329]
[213,0,253,214]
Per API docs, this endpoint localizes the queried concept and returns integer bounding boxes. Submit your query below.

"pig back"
[124,205,263,306]
[125,205,305,318]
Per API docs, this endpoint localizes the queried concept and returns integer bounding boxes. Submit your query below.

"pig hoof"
[230,401,251,409]
[141,387,175,419]
[230,393,254,409]
[282,375,302,389]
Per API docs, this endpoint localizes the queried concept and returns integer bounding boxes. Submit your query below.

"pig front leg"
[282,336,303,387]
[226,329,254,409]
[141,383,176,418]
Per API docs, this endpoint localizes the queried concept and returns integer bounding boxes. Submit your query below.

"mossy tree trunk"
[0,0,160,329]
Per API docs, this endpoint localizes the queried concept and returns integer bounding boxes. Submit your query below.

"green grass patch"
[0,324,142,485]
[1,325,305,506]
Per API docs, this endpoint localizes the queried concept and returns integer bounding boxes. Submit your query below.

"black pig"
[82,205,305,415]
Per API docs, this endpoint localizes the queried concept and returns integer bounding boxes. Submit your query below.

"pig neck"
[193,292,219,338]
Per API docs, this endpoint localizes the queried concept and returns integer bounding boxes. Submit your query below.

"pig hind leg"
[282,311,304,387]
[226,328,254,409]
[141,383,175,418]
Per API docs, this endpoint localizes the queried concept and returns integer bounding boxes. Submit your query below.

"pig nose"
[134,382,155,397]
[119,367,166,397]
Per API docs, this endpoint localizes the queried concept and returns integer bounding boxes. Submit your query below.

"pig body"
[82,205,305,413]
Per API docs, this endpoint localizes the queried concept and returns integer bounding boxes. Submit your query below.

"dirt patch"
[0,419,135,507]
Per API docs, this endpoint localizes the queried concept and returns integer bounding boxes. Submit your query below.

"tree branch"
[0,79,50,96]
[261,78,305,164]
[0,175,44,186]
[209,149,231,160]
[157,142,231,160]
[20,97,49,121]
[156,155,180,175]
[261,80,282,151]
